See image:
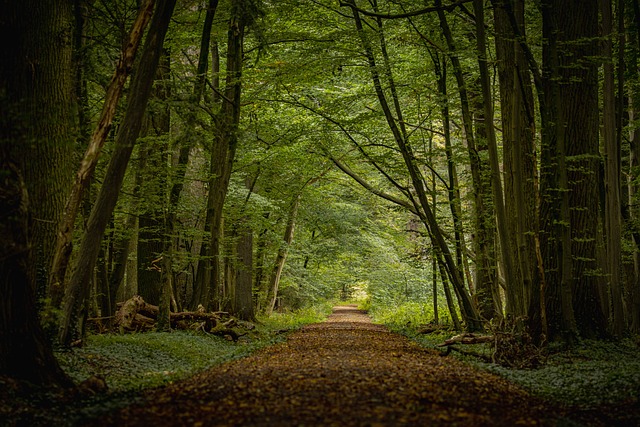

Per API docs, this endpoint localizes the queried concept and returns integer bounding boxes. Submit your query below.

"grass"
[370,303,640,410]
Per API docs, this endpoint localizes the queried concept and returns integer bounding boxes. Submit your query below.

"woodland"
[1,0,640,423]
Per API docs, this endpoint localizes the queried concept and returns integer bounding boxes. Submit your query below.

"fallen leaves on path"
[88,306,555,426]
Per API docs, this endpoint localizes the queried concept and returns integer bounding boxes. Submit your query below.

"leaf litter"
[84,306,588,426]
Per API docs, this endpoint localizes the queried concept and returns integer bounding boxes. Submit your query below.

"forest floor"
[66,304,636,427]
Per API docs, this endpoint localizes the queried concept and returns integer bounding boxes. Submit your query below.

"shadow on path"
[90,305,556,426]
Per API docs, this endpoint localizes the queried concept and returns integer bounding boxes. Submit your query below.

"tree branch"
[339,0,473,19]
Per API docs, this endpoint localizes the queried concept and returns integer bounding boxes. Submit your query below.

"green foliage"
[371,301,640,408]
[257,300,333,330]
[369,301,455,330]
[56,332,239,392]
[482,339,640,407]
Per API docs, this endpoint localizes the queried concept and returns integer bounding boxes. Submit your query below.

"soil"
[85,305,563,426]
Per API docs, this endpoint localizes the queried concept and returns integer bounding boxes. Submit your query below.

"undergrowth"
[371,303,640,409]
[56,302,333,394]
[368,301,456,329]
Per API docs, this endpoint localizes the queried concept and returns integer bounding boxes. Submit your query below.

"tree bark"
[628,1,640,332]
[539,0,578,342]
[0,158,73,387]
[601,0,626,336]
[0,0,76,386]
[0,0,77,301]
[557,0,607,339]
[234,224,255,321]
[474,0,520,320]
[492,0,538,321]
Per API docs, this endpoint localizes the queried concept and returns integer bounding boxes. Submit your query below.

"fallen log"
[437,333,494,347]
[115,295,146,331]
[114,295,253,336]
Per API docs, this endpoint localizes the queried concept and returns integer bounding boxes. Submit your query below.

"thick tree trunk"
[601,0,626,336]
[0,0,75,387]
[539,0,578,342]
[557,0,607,339]
[1,0,77,300]
[0,159,73,387]
[59,0,177,346]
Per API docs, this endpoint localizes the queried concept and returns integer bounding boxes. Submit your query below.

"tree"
[473,0,520,319]
[435,0,501,321]
[47,0,155,308]
[601,0,626,336]
[557,0,607,339]
[266,193,301,315]
[0,0,74,387]
[59,0,177,346]
[193,0,261,310]
[492,0,538,322]
[343,0,482,331]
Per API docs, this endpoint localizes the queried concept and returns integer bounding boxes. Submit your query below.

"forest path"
[91,305,554,426]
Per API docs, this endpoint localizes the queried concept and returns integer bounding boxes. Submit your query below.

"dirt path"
[90,306,555,426]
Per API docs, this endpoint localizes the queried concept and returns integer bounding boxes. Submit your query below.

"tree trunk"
[558,0,607,339]
[266,194,301,315]
[1,0,77,302]
[628,1,640,331]
[48,0,155,308]
[437,251,462,330]
[431,53,473,295]
[59,0,177,346]
[234,225,255,321]
[474,0,520,320]
[0,0,77,386]
[347,1,482,331]
[0,158,73,387]
[492,0,538,321]
[172,0,219,309]
[194,0,246,311]
[436,0,500,322]
[138,49,171,307]
[601,0,626,336]
[539,0,578,342]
